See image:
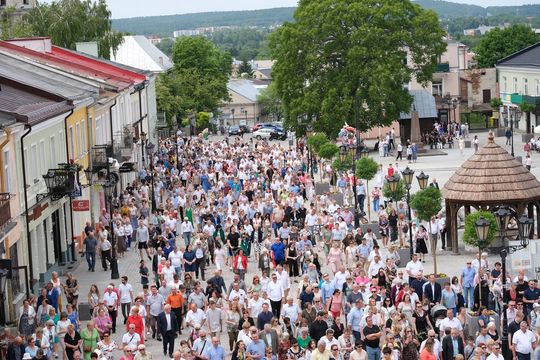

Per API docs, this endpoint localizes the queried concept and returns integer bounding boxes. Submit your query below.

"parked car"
[253,128,275,139]
[228,125,241,136]
[239,124,251,133]
[252,123,264,132]
[269,129,287,141]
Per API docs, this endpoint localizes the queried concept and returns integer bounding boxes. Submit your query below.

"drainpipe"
[21,124,34,292]
[63,109,75,262]
[0,127,11,191]
[109,100,116,149]
[86,107,95,229]
[139,88,144,166]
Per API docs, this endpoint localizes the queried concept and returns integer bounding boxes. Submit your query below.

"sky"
[41,0,540,19]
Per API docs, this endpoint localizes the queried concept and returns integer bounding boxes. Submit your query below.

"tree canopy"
[463,211,498,249]
[257,83,284,122]
[474,24,540,68]
[318,143,339,160]
[410,187,442,222]
[157,36,232,125]
[307,133,329,153]
[355,157,378,181]
[20,0,123,59]
[269,0,446,136]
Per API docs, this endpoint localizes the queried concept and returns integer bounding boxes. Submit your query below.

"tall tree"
[157,36,232,126]
[238,60,254,77]
[257,83,284,122]
[22,0,123,59]
[475,24,540,68]
[269,0,446,136]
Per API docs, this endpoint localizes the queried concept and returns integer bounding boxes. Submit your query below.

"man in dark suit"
[157,304,178,357]
[6,336,25,360]
[441,328,464,360]
[259,323,279,355]
[423,274,442,305]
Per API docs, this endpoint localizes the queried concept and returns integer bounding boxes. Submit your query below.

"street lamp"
[339,144,348,162]
[401,167,415,258]
[140,131,147,164]
[494,209,532,360]
[145,142,157,210]
[306,124,314,179]
[360,148,369,159]
[474,216,490,244]
[103,180,119,280]
[386,174,399,193]
[416,171,429,190]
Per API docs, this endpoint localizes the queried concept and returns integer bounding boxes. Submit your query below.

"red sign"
[72,200,90,212]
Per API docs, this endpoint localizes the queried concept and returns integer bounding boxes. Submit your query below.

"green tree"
[156,37,175,57]
[332,155,353,172]
[463,211,498,249]
[269,0,446,136]
[318,143,339,160]
[356,157,379,219]
[306,133,329,153]
[383,179,407,202]
[475,24,540,68]
[410,187,442,274]
[196,112,211,132]
[22,0,123,59]
[238,59,254,77]
[257,83,284,122]
[520,102,536,134]
[0,6,34,40]
[158,36,232,124]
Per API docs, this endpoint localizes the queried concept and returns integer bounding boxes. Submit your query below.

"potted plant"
[410,187,443,276]
[355,157,379,220]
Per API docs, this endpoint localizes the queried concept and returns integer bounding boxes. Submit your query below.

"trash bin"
[78,302,92,321]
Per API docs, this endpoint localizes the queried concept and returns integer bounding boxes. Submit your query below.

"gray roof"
[400,90,438,120]
[0,52,99,102]
[132,36,174,71]
[497,42,540,68]
[256,68,272,79]
[228,79,267,102]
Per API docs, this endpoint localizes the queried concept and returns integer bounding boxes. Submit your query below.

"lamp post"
[145,142,157,210]
[349,143,360,226]
[103,180,119,279]
[494,207,532,360]
[140,131,147,165]
[402,167,415,259]
[306,124,314,179]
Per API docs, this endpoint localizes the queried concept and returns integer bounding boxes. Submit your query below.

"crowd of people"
[3,130,540,360]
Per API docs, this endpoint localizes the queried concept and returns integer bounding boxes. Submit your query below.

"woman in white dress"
[214,242,227,270]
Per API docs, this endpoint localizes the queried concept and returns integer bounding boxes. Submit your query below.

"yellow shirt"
[311,349,330,360]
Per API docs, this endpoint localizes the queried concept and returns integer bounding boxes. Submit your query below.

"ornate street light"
[474,216,490,244]
[416,172,429,190]
[42,171,56,193]
[386,174,399,193]
[103,180,119,279]
[402,167,415,188]
[339,144,348,162]
[494,207,511,234]
[518,215,533,244]
[361,148,369,159]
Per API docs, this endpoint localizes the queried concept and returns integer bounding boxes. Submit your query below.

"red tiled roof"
[0,40,145,91]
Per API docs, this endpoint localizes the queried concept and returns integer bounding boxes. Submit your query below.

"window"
[3,149,11,193]
[81,120,86,155]
[76,123,81,157]
[482,89,491,104]
[503,76,507,92]
[31,144,38,182]
[524,78,529,95]
[68,126,74,159]
[50,136,56,167]
[514,77,518,93]
[0,0,6,7]
[39,141,45,179]
[432,80,443,97]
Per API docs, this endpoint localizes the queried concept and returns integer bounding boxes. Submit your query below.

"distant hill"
[111,2,540,36]
[112,7,295,37]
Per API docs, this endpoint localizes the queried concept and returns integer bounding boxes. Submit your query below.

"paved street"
[62,128,540,358]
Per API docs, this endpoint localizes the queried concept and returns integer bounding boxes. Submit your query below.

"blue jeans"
[373,197,380,213]
[366,346,381,360]
[463,286,474,308]
[183,232,191,247]
[86,251,95,271]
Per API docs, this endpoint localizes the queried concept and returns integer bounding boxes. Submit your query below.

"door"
[482,89,491,104]
[52,209,62,264]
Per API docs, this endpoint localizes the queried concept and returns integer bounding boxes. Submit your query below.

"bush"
[307,133,329,153]
[383,178,406,202]
[355,157,378,181]
[463,211,498,249]
[318,143,339,160]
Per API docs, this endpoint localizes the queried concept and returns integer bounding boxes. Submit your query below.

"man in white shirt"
[122,324,141,351]
[267,273,284,319]
[419,330,442,360]
[281,297,301,324]
[103,285,119,333]
[405,254,424,284]
[181,218,194,247]
[228,282,247,305]
[118,276,134,325]
[185,303,206,332]
[248,292,265,319]
[276,265,290,299]
[367,255,384,277]
[486,344,504,360]
[168,247,183,275]
[439,309,463,335]
[205,300,222,336]
[512,321,536,359]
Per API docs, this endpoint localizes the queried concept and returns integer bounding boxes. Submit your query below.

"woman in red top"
[125,306,145,344]
[233,249,248,281]
[419,338,437,360]
[327,289,344,319]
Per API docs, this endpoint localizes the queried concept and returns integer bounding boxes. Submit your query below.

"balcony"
[91,145,113,172]
[436,63,450,73]
[113,126,136,162]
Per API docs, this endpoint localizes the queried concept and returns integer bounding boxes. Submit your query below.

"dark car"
[239,125,250,133]
[228,125,241,136]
